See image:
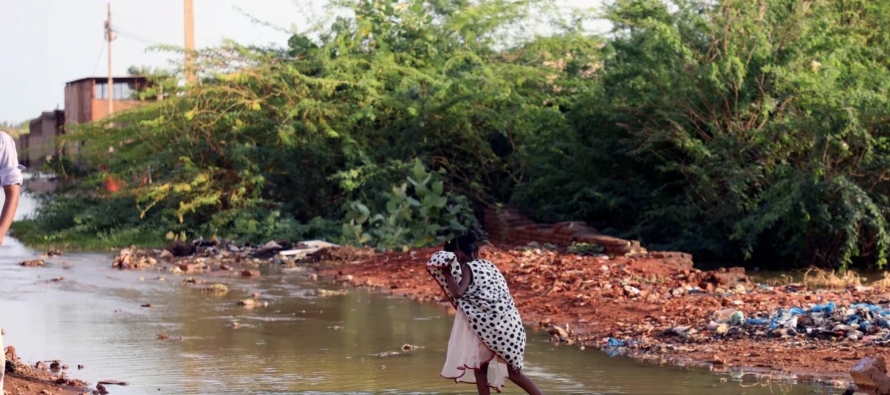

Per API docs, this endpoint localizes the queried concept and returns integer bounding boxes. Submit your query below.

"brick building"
[64,76,151,124]
[22,110,65,168]
[18,76,152,166]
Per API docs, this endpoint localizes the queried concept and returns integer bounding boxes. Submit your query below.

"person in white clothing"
[0,130,24,393]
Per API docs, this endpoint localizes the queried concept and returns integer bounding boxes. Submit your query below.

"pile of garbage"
[111,239,343,271]
[697,301,890,343]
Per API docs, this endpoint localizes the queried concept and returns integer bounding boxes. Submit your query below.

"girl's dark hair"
[444,230,479,256]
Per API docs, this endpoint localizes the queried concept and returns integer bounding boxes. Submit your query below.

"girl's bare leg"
[508,365,543,395]
[474,362,491,395]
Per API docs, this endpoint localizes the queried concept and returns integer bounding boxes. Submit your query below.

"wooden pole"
[105,2,114,114]
[184,0,196,84]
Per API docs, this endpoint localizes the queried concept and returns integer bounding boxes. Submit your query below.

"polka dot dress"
[427,251,527,371]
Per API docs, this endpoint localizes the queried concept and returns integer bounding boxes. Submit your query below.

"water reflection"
[0,194,834,395]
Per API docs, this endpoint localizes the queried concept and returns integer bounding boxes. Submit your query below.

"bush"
[341,160,480,251]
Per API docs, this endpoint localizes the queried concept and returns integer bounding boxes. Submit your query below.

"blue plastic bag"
[606,338,626,347]
[745,318,769,326]
[810,302,836,314]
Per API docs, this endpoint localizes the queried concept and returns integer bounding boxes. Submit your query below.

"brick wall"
[482,205,643,256]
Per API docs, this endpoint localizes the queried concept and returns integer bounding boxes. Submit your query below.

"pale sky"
[0,0,605,123]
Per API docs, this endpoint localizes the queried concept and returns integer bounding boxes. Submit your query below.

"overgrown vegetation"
[342,159,479,251]
[27,0,584,251]
[515,0,890,270]
[22,0,890,269]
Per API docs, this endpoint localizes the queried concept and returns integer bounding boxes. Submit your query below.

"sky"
[0,0,606,123]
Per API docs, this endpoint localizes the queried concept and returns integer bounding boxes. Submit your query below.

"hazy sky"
[0,0,605,123]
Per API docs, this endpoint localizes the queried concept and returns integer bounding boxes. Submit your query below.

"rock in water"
[19,259,45,267]
[166,240,194,257]
[850,356,890,395]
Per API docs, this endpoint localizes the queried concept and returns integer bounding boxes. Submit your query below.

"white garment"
[0,131,24,186]
[441,309,509,392]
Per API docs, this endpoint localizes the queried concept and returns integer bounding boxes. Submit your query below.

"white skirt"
[441,309,509,392]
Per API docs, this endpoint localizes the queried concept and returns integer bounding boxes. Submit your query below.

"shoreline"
[3,343,93,395]
[310,244,885,389]
[11,241,877,391]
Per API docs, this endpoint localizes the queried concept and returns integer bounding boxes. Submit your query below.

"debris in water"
[19,259,45,267]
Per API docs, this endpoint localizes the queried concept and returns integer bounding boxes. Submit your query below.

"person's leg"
[507,365,543,395]
[473,362,491,395]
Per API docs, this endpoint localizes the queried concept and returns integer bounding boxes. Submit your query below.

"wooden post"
[184,0,196,84]
[105,2,114,115]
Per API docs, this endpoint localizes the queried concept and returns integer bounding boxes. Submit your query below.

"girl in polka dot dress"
[427,231,544,395]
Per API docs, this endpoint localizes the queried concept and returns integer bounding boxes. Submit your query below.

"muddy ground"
[3,344,91,395]
[311,244,890,386]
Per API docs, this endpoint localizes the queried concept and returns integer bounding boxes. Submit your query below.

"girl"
[427,231,543,395]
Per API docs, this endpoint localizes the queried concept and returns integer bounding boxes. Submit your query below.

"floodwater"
[0,190,836,394]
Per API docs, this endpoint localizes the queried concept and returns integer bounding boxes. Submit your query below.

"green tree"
[516,0,890,269]
[33,0,591,249]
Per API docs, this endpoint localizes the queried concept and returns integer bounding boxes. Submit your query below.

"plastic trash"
[810,302,836,314]
[789,307,807,315]
[606,338,626,347]
[713,308,737,322]
[770,309,793,329]
[745,318,769,326]
[728,311,746,326]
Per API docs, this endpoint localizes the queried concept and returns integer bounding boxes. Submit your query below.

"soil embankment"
[3,344,92,395]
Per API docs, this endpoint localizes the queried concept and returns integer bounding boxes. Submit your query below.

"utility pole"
[105,2,115,114]
[184,0,196,84]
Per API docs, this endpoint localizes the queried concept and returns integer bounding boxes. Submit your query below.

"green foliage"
[567,242,604,256]
[11,195,167,251]
[516,0,890,269]
[0,120,29,138]
[33,0,890,272]
[30,0,586,248]
[341,159,479,251]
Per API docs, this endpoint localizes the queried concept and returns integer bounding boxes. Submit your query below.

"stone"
[237,299,257,307]
[241,270,260,278]
[850,357,890,395]
[19,259,45,267]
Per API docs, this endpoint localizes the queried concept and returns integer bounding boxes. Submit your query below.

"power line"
[114,27,161,46]
[91,40,106,76]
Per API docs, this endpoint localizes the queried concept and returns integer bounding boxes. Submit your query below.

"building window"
[94,81,138,100]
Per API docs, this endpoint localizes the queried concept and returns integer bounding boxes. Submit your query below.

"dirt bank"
[4,344,92,395]
[312,244,890,386]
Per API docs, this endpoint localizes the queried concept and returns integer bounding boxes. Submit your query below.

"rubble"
[2,345,91,395]
[200,284,229,294]
[851,357,890,394]
[110,238,343,272]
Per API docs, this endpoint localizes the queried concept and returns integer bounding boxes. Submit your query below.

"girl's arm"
[443,262,472,299]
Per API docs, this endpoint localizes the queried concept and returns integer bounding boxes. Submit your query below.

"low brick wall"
[482,205,643,256]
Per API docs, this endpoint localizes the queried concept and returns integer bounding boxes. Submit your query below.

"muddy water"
[1,193,832,395]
